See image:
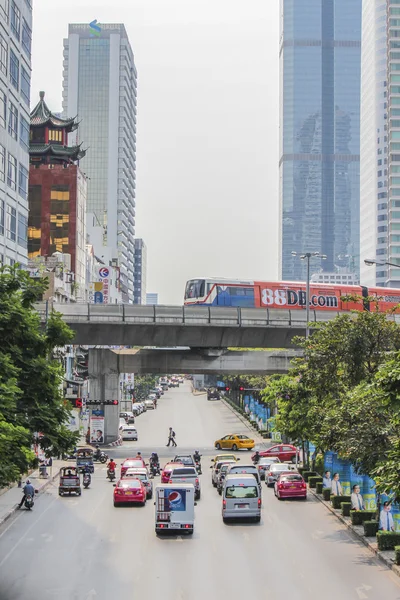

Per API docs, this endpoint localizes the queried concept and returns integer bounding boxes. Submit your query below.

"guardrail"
[35,302,345,328]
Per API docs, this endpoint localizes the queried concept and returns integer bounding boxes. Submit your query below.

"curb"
[221,399,269,448]
[109,436,123,447]
[0,468,61,529]
[309,488,400,577]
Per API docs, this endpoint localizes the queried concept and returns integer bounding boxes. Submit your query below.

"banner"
[90,415,105,444]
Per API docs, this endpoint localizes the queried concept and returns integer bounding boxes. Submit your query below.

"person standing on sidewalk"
[331,473,342,497]
[166,427,177,447]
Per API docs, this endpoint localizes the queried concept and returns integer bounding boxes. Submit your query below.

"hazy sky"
[31,0,279,304]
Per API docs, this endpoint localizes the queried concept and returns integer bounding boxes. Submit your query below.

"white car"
[120,426,138,441]
[145,399,155,409]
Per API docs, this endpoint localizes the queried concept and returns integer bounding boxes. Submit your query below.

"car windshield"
[175,456,194,465]
[124,460,143,468]
[119,480,141,488]
[171,468,196,475]
[230,467,257,474]
[259,458,276,465]
[271,464,290,471]
[225,485,258,499]
[237,435,250,440]
[185,279,205,299]
[280,475,303,482]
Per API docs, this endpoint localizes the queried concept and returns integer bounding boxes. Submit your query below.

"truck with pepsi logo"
[154,484,196,535]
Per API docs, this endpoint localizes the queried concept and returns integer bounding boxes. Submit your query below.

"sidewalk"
[309,487,400,578]
[0,460,65,528]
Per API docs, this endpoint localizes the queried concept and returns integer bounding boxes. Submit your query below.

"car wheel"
[196,491,201,500]
[247,448,252,451]
[212,480,216,487]
[277,494,282,500]
[114,502,119,507]
[232,444,238,451]
[254,516,261,523]
[216,443,221,450]
[218,488,222,496]
[222,517,229,524]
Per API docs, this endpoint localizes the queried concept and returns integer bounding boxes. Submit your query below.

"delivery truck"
[155,483,196,534]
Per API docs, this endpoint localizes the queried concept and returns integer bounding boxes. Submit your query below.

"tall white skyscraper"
[62,23,137,302]
[0,0,32,267]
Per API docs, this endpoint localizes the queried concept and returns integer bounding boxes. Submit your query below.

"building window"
[377,248,387,256]
[378,214,388,221]
[0,33,7,76]
[7,153,16,190]
[21,19,31,57]
[378,226,388,233]
[0,91,5,129]
[0,199,3,235]
[48,130,62,142]
[7,100,18,140]
[18,164,27,199]
[19,115,29,151]
[17,212,27,248]
[6,205,16,241]
[10,1,20,39]
[9,49,19,90]
[0,0,9,23]
[0,144,4,182]
[20,66,30,105]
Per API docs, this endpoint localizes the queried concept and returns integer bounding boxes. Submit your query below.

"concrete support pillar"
[89,349,120,445]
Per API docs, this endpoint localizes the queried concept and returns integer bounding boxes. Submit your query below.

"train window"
[185,279,205,299]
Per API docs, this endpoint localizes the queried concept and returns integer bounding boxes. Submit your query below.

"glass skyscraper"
[62,24,137,302]
[279,0,362,281]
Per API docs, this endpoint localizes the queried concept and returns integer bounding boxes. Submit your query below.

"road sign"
[98,267,109,278]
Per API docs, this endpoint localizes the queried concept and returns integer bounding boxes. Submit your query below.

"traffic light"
[85,399,118,406]
[239,386,245,392]
[225,386,230,392]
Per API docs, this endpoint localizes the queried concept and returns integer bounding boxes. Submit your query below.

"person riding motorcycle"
[253,451,260,464]
[18,479,35,509]
[94,444,102,460]
[193,450,201,464]
[149,452,160,475]
[107,459,117,479]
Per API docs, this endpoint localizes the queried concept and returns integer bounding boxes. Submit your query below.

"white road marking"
[40,533,53,543]
[176,536,183,542]
[356,584,372,599]
[86,590,97,599]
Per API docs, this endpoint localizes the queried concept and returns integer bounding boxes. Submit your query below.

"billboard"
[90,415,105,444]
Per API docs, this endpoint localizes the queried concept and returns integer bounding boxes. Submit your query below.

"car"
[161,461,184,484]
[253,444,300,464]
[225,464,261,490]
[121,457,146,477]
[266,463,298,487]
[161,383,169,392]
[119,417,127,429]
[211,454,239,464]
[145,399,155,409]
[207,388,220,400]
[169,466,201,500]
[156,386,164,395]
[123,467,153,498]
[214,434,255,451]
[216,463,233,495]
[178,377,184,384]
[256,456,281,480]
[120,426,138,441]
[274,472,307,500]
[211,460,237,487]
[113,478,147,506]
[173,454,196,468]
[119,411,133,421]
[132,405,141,416]
[150,389,161,399]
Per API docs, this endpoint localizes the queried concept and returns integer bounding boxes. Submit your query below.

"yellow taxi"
[214,434,255,451]
[211,453,239,464]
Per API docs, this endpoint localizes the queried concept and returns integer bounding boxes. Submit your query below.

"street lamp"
[364,258,400,269]
[291,251,327,338]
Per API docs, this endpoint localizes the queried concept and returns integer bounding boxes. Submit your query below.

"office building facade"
[279,0,362,281]
[133,238,147,304]
[0,0,32,267]
[62,23,137,302]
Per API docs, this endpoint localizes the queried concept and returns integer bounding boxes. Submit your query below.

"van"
[222,474,261,523]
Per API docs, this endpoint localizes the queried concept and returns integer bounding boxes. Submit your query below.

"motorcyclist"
[135,452,142,460]
[253,451,260,464]
[193,450,201,464]
[94,444,102,460]
[149,452,160,475]
[18,479,35,509]
[107,459,117,479]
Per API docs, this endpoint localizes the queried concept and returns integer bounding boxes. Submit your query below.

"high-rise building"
[133,238,147,304]
[0,0,32,268]
[279,0,362,281]
[146,292,158,305]
[28,92,88,299]
[62,23,137,302]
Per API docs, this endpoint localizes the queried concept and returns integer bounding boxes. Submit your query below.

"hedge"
[364,520,379,538]
[395,546,400,565]
[377,531,400,551]
[341,502,351,517]
[331,495,351,509]
[308,476,323,489]
[303,471,317,483]
[350,510,376,526]
[316,482,323,494]
[322,487,331,501]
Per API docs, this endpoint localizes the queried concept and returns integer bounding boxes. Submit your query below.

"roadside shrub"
[308,476,323,489]
[377,532,400,551]
[341,502,351,517]
[364,520,379,538]
[314,454,324,476]
[394,546,400,565]
[322,487,331,501]
[316,482,323,494]
[303,471,317,483]
[351,510,378,526]
[331,495,351,509]
[297,466,305,475]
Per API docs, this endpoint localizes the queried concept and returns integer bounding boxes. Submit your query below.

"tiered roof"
[30,91,78,132]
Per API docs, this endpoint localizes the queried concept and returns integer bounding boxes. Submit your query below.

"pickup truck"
[169,466,201,500]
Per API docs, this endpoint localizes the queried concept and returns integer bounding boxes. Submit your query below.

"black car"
[207,388,220,400]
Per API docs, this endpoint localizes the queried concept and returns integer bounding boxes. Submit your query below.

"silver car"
[257,456,280,481]
[266,463,298,487]
[211,460,237,487]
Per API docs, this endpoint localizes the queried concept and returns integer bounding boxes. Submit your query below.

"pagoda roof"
[30,91,78,132]
[29,142,86,161]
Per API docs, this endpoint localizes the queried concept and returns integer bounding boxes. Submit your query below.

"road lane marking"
[176,536,183,542]
[356,584,372,599]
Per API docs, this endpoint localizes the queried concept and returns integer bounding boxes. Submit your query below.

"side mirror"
[237,458,240,461]
[194,502,198,506]
[154,502,156,505]
[113,484,116,487]
[210,466,213,469]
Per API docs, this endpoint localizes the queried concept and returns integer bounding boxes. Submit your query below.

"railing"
[35,303,345,328]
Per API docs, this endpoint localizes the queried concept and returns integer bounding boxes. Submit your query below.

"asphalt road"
[1,383,400,600]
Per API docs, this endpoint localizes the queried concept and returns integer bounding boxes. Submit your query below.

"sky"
[31,0,279,304]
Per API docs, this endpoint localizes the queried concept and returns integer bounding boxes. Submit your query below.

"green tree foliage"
[0,266,78,487]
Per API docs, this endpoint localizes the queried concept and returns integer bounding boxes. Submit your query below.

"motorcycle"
[94,452,108,464]
[107,468,116,482]
[149,462,160,478]
[24,495,34,510]
[195,460,202,475]
[83,473,91,489]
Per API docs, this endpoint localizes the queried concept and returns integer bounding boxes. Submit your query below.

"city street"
[1,384,400,600]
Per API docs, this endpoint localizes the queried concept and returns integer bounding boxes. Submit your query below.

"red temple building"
[28,91,88,298]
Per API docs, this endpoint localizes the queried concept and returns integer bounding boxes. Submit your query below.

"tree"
[0,266,78,486]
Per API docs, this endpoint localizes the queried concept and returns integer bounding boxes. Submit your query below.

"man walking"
[166,427,177,447]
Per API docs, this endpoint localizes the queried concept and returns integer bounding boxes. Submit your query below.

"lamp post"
[291,251,327,338]
[364,258,400,269]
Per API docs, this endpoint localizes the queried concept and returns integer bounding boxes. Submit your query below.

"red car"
[274,472,307,500]
[113,478,147,506]
[121,458,146,477]
[253,444,300,463]
[161,461,184,484]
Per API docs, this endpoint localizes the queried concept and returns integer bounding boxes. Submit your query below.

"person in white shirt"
[323,471,332,489]
[351,485,365,511]
[379,501,395,531]
[331,472,342,496]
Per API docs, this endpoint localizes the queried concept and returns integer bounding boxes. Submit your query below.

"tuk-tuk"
[76,447,94,473]
[59,466,81,496]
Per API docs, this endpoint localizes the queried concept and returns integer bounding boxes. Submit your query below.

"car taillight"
[159,524,165,529]
[268,472,272,477]
[184,524,191,529]
[223,500,226,508]
[302,483,307,489]
[195,478,199,485]
[258,498,261,508]
[278,483,284,489]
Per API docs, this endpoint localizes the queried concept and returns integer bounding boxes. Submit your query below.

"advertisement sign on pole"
[90,415,105,444]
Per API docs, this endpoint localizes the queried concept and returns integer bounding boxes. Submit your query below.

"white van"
[222,474,261,523]
[155,483,196,534]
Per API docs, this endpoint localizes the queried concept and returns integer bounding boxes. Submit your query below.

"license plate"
[125,491,133,495]
[170,523,180,528]
[290,485,296,489]
[236,504,248,508]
